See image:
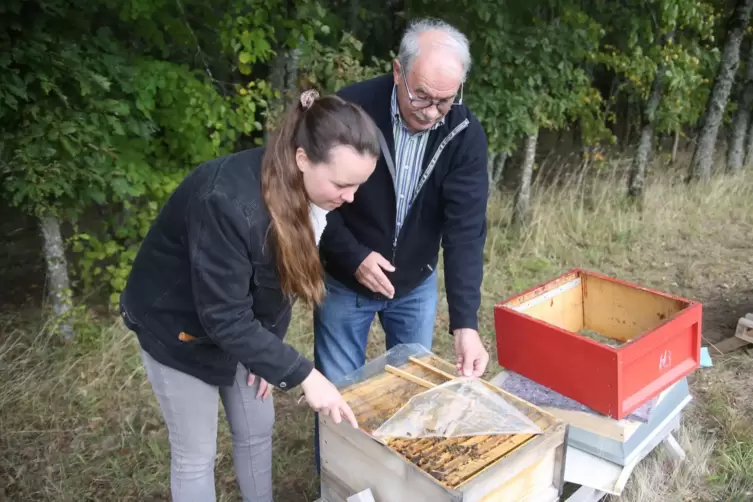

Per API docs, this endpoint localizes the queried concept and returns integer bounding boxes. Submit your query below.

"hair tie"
[300,89,319,110]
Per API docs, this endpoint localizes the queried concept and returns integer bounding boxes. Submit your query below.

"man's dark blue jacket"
[319,74,489,332]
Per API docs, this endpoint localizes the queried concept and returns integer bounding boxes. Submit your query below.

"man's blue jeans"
[311,270,438,473]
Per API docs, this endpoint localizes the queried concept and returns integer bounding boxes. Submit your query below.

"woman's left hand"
[247,373,273,400]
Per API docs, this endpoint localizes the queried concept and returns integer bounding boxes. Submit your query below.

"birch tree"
[593,0,715,199]
[726,38,753,172]
[512,129,539,227]
[628,41,673,201]
[689,0,753,181]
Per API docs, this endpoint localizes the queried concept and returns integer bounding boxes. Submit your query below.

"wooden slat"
[502,271,581,309]
[346,489,376,502]
[517,277,585,334]
[565,487,607,502]
[662,434,685,462]
[409,356,457,380]
[385,364,436,389]
[708,336,750,355]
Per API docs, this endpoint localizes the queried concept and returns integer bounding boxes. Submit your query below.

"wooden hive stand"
[562,421,687,502]
[318,354,568,502]
[488,371,690,502]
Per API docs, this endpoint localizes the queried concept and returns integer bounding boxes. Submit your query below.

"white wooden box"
[319,353,568,502]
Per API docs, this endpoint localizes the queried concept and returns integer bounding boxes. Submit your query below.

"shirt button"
[280,382,287,388]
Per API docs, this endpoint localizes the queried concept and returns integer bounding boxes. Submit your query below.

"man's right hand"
[355,252,395,298]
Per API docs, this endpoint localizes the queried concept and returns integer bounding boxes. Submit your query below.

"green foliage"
[0,0,735,310]
[0,0,274,305]
[262,2,392,128]
[593,0,719,133]
[406,1,612,153]
[298,31,393,93]
[220,1,280,74]
[1,33,137,219]
[64,61,273,304]
[300,0,405,63]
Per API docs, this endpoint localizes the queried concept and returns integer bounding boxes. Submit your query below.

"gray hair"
[397,18,471,81]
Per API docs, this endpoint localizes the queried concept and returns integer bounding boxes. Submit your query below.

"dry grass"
[608,421,717,502]
[0,314,172,501]
[2,161,753,501]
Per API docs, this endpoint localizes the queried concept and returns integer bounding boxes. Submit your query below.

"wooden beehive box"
[494,268,702,420]
[319,353,567,502]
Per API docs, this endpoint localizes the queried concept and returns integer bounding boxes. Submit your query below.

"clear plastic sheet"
[333,343,543,440]
[332,343,434,389]
[371,376,543,439]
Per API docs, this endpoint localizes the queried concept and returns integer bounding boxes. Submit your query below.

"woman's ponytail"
[261,89,380,306]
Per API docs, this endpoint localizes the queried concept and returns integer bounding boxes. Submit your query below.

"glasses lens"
[412,97,458,112]
[413,98,431,109]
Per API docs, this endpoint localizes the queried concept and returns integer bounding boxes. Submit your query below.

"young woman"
[118,89,381,502]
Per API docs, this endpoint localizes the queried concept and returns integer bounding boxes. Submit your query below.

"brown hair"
[261,91,380,306]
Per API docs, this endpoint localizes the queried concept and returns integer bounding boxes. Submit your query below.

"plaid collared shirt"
[390,86,444,241]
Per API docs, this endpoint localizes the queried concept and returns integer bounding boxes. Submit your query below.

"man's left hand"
[453,328,489,377]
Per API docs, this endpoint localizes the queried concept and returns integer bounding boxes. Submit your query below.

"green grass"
[2,162,753,501]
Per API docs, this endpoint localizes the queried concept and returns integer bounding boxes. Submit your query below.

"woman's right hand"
[300,369,359,428]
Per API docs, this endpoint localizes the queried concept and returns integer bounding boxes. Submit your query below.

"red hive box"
[494,269,702,420]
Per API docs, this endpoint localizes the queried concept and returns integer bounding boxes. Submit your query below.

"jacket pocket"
[177,331,215,345]
[119,301,141,333]
[252,265,291,328]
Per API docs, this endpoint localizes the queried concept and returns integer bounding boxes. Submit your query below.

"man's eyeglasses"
[400,68,463,113]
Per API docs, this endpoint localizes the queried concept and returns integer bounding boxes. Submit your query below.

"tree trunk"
[266,50,288,143]
[265,0,299,142]
[727,41,753,172]
[349,0,360,37]
[284,41,301,102]
[487,151,497,194]
[745,117,753,165]
[40,215,74,341]
[512,130,538,227]
[622,100,633,149]
[629,50,670,201]
[574,118,584,155]
[487,151,508,194]
[727,102,753,173]
[265,41,301,142]
[671,129,680,164]
[689,0,753,181]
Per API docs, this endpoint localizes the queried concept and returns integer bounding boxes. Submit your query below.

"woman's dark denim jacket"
[119,147,313,390]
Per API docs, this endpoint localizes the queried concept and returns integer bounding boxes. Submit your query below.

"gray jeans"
[141,349,274,502]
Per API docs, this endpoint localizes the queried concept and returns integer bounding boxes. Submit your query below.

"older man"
[315,18,490,387]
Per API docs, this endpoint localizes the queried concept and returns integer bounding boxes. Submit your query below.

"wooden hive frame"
[319,354,567,502]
